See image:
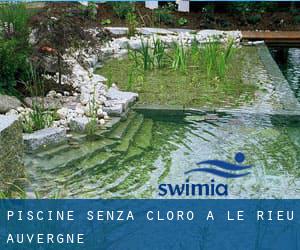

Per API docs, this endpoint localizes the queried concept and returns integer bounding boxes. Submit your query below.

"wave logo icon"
[185,152,252,178]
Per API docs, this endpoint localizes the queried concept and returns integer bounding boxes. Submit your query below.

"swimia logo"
[158,152,252,197]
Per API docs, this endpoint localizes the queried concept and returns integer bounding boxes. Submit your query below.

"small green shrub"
[177,17,188,26]
[112,2,135,20]
[126,12,138,37]
[101,19,112,25]
[154,4,175,26]
[247,14,262,25]
[294,15,300,24]
[22,106,55,133]
[21,64,55,133]
[0,2,31,95]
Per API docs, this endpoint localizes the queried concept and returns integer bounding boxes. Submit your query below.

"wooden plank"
[242,31,300,44]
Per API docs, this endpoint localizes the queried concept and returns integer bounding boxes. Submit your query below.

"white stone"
[6,109,18,116]
[99,119,105,125]
[104,27,128,35]
[47,90,56,98]
[69,117,90,132]
[57,107,69,120]
[16,107,25,113]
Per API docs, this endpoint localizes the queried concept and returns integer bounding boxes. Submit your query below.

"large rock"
[104,87,138,116]
[104,27,128,35]
[23,127,67,151]
[24,97,63,110]
[0,95,21,113]
[0,115,24,193]
[106,87,138,104]
[103,103,123,117]
[69,117,90,132]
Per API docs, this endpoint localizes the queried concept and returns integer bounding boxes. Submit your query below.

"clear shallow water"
[270,47,300,101]
[25,111,300,199]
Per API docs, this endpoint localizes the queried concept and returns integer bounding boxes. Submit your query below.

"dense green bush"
[294,15,300,24]
[0,39,29,94]
[247,14,262,25]
[112,2,135,19]
[0,3,31,95]
[154,9,174,25]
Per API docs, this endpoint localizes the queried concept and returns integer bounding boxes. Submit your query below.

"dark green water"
[25,111,300,199]
[270,47,300,101]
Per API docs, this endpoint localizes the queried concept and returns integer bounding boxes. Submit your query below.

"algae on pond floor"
[96,46,259,108]
[24,111,300,199]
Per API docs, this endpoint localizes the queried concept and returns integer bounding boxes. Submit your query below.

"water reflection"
[269,47,300,101]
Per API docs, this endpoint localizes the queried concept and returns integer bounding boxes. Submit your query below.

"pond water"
[25,111,300,199]
[269,47,300,101]
[24,46,300,199]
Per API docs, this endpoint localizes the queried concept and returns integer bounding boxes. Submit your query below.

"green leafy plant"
[85,86,99,136]
[177,17,188,26]
[126,12,138,37]
[247,14,262,25]
[21,64,55,133]
[203,38,235,80]
[294,15,300,24]
[154,4,175,26]
[112,2,135,20]
[101,19,112,25]
[0,2,31,95]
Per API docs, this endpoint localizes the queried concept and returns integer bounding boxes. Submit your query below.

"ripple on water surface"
[25,112,300,198]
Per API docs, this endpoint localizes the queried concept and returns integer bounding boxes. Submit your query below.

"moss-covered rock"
[0,115,24,194]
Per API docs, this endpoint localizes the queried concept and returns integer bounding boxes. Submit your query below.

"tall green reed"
[171,42,188,73]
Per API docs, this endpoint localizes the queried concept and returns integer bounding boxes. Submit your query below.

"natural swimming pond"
[24,45,300,199]
[25,110,300,198]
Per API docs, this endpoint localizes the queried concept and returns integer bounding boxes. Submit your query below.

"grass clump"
[203,38,234,79]
[21,64,56,133]
[97,40,257,108]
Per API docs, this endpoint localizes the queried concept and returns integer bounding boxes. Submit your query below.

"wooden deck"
[242,31,300,45]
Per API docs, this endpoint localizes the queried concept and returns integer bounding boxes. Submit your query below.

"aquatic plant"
[203,38,235,79]
[140,39,153,70]
[85,86,99,136]
[171,42,188,73]
[152,38,167,69]
[189,37,201,65]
